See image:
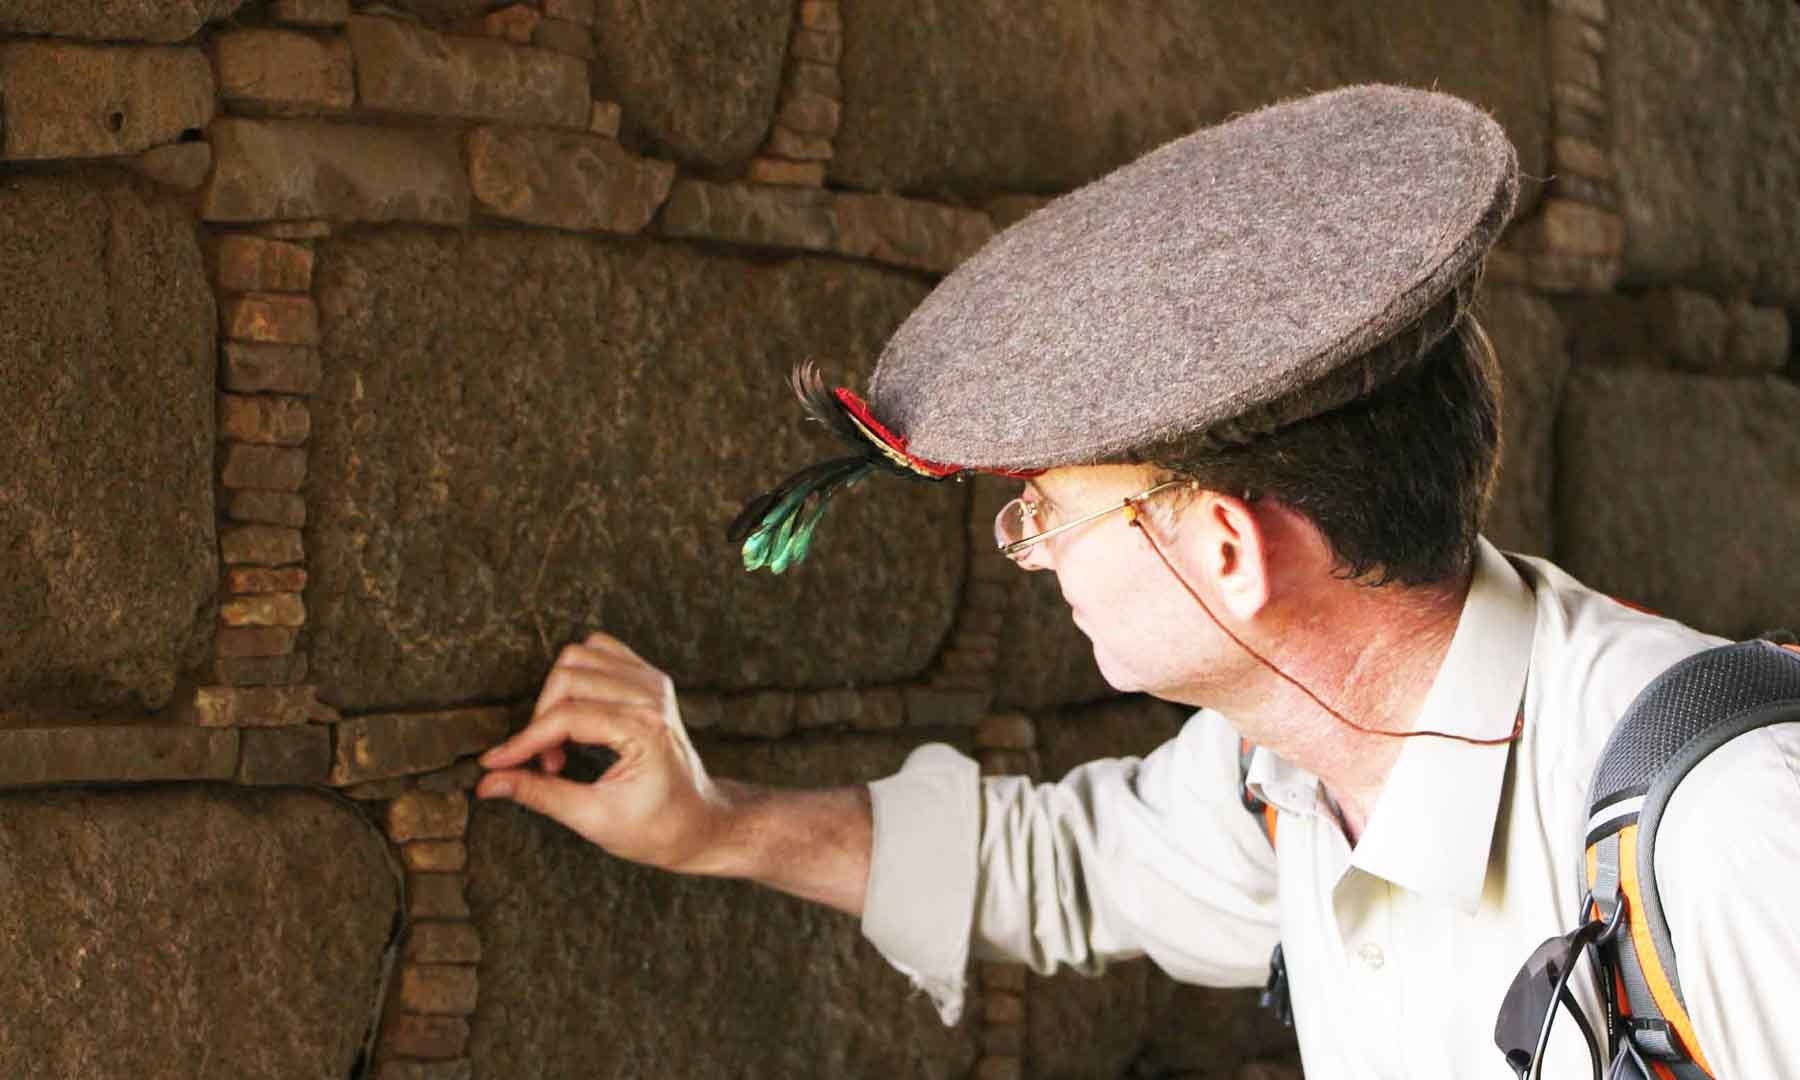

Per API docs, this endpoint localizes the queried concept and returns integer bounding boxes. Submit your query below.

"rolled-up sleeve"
[861,711,1282,1026]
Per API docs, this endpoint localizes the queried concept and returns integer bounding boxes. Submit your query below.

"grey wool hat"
[865,82,1520,472]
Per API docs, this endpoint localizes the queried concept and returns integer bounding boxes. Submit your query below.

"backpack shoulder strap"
[1583,639,1800,1078]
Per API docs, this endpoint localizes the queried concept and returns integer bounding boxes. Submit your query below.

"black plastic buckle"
[1259,942,1294,1028]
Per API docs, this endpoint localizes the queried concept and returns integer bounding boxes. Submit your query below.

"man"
[475,86,1800,1077]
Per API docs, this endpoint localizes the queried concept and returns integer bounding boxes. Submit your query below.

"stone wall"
[0,1,1794,1077]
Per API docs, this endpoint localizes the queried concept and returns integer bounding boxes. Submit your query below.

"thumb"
[476,767,595,831]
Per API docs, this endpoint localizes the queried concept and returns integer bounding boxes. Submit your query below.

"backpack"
[1240,635,1800,1080]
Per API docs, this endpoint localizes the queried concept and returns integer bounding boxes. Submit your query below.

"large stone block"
[0,174,215,717]
[1556,369,1800,638]
[832,2,1548,203]
[589,0,793,168]
[347,15,590,128]
[309,231,956,710]
[1609,1,1800,305]
[660,180,837,252]
[466,732,978,1078]
[466,127,675,233]
[0,787,396,1077]
[0,44,213,161]
[0,726,237,786]
[0,0,242,43]
[202,117,470,224]
[1477,285,1567,557]
[1033,696,1188,780]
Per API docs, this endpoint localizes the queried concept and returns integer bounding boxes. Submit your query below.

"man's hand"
[475,632,738,876]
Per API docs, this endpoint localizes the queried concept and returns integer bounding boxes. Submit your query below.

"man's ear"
[1199,493,1272,621]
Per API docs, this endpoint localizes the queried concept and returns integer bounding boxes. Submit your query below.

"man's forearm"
[701,779,873,917]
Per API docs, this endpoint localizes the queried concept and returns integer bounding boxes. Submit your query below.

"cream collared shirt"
[862,539,1800,1078]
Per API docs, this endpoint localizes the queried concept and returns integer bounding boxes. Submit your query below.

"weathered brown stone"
[212,235,315,294]
[1529,252,1621,294]
[226,566,309,595]
[210,29,353,115]
[532,17,596,59]
[984,992,1025,1025]
[790,27,843,64]
[1034,696,1187,780]
[588,0,792,168]
[343,776,410,800]
[466,732,979,1077]
[1513,199,1624,257]
[798,0,841,31]
[272,0,349,27]
[222,343,323,396]
[676,693,723,731]
[1478,284,1567,557]
[377,1061,474,1080]
[409,873,472,920]
[974,712,1035,751]
[221,523,304,566]
[0,727,237,786]
[1547,173,1618,212]
[181,684,334,727]
[777,91,841,136]
[236,723,332,784]
[766,126,833,161]
[401,964,480,1015]
[330,707,518,785]
[382,1014,469,1060]
[203,652,310,687]
[0,0,244,42]
[982,1024,1024,1057]
[1611,0,1800,304]
[0,174,215,716]
[1550,30,1604,93]
[660,179,836,251]
[216,626,300,658]
[466,127,675,233]
[403,840,470,873]
[0,43,214,161]
[788,59,841,100]
[0,788,396,1077]
[834,193,995,274]
[309,233,953,708]
[407,921,482,964]
[717,690,795,739]
[978,748,1039,777]
[905,687,991,728]
[1557,369,1800,637]
[416,759,484,792]
[203,117,470,225]
[220,393,311,445]
[589,100,622,136]
[389,790,470,842]
[976,1056,1024,1080]
[1550,0,1607,21]
[220,293,320,346]
[544,0,596,25]
[1551,134,1612,181]
[748,157,826,186]
[219,592,307,628]
[1723,301,1791,374]
[833,3,1548,204]
[255,220,332,239]
[473,3,539,43]
[1562,287,1735,373]
[349,15,590,128]
[980,962,1027,993]
[793,688,861,729]
[983,194,1053,231]
[222,442,308,491]
[129,141,213,191]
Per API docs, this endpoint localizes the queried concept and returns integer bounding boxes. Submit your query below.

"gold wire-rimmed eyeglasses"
[993,479,1194,561]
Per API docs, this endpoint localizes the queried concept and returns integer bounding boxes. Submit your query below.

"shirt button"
[1357,943,1385,970]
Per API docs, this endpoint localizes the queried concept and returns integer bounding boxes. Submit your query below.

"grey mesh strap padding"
[1585,640,1800,1073]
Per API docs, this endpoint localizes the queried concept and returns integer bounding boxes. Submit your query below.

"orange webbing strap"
[1618,825,1716,1077]
[1237,737,1278,847]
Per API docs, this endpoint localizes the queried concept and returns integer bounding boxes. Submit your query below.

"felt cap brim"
[866,83,1520,472]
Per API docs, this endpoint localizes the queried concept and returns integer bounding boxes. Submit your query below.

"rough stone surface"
[834,194,995,275]
[222,342,322,395]
[310,231,955,710]
[589,0,793,168]
[466,127,676,233]
[1033,696,1188,781]
[226,566,309,594]
[129,141,213,191]
[0,727,237,786]
[0,0,242,43]
[0,44,213,161]
[222,443,308,491]
[202,117,469,225]
[0,788,395,1077]
[203,652,310,688]
[181,684,333,727]
[1724,302,1791,375]
[1477,284,1567,557]
[348,15,590,128]
[831,2,1548,203]
[330,707,518,785]
[209,28,353,115]
[236,723,333,785]
[467,731,978,1078]
[1609,0,1800,304]
[661,180,837,252]
[0,174,214,718]
[1556,369,1800,638]
[388,790,470,842]
[409,873,471,920]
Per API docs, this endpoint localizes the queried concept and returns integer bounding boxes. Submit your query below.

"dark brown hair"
[1123,289,1503,588]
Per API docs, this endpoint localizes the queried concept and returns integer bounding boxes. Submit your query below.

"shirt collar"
[1248,537,1538,914]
